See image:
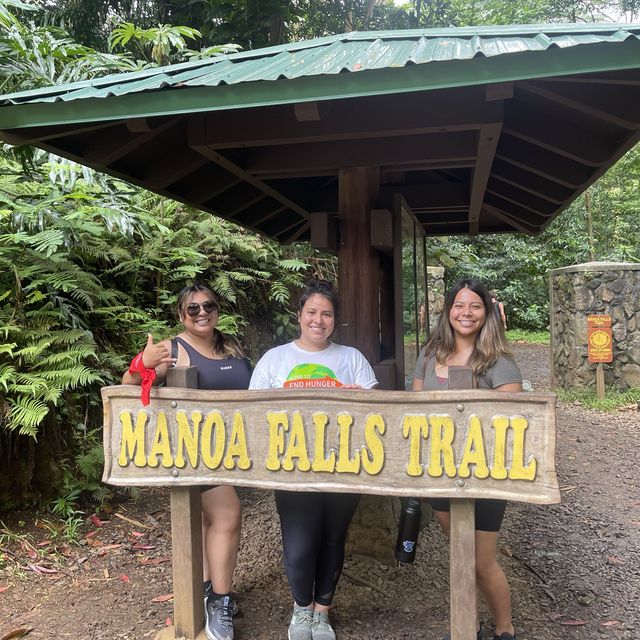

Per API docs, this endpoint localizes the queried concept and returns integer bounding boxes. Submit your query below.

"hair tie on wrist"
[129,352,156,406]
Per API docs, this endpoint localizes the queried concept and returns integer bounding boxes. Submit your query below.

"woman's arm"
[412,377,424,391]
[494,381,522,392]
[122,334,174,385]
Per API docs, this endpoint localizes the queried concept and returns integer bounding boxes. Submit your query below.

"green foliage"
[556,386,640,412]
[506,329,550,345]
[109,21,203,65]
[0,140,312,506]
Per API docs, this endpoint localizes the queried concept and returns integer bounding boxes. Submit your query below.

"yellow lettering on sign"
[174,411,201,468]
[265,412,287,471]
[458,415,489,479]
[147,411,173,468]
[509,416,537,480]
[335,413,360,473]
[427,415,456,478]
[402,415,428,477]
[311,412,336,472]
[118,410,148,467]
[201,412,225,470]
[362,413,385,475]
[490,415,509,479]
[282,411,311,472]
[223,412,251,470]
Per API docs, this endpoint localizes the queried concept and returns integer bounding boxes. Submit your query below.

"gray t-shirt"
[413,348,522,390]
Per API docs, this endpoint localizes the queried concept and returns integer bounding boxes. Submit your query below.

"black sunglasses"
[185,300,218,317]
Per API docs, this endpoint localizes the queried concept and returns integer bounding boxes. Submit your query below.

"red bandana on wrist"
[128,352,156,406]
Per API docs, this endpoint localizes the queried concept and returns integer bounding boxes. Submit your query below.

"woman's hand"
[142,333,175,369]
[341,383,364,390]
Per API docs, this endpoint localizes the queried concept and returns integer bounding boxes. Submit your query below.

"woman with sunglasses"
[123,283,250,640]
[249,279,377,640]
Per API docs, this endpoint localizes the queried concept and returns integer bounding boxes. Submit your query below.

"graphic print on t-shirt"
[284,363,343,388]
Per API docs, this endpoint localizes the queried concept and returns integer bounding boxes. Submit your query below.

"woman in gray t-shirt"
[412,278,522,640]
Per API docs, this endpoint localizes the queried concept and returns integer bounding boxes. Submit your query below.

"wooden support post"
[448,366,478,640]
[156,366,204,640]
[337,166,380,364]
[170,487,204,638]
[596,363,605,400]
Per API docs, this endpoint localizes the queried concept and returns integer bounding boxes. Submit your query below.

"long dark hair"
[176,283,244,359]
[423,278,510,376]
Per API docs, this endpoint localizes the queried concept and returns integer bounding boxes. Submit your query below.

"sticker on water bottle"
[402,540,415,553]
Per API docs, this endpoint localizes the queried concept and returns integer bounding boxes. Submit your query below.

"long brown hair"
[422,278,511,377]
[176,283,244,359]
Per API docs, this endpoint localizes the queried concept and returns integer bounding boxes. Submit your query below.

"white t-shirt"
[249,341,378,390]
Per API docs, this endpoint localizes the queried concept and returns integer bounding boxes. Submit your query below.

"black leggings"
[275,490,360,607]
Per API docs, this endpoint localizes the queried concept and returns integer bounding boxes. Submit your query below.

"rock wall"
[549,262,640,390]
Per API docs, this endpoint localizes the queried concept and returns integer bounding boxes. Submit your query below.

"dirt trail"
[1,343,638,639]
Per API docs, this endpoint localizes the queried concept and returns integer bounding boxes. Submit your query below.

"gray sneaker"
[205,594,234,640]
[312,611,336,640]
[288,605,313,640]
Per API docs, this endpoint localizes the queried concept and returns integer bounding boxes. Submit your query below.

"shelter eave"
[1,38,640,131]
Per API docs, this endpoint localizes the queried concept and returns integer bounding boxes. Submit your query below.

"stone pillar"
[426,266,445,333]
[549,262,640,390]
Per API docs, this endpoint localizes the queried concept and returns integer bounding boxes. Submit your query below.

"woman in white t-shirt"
[250,279,377,640]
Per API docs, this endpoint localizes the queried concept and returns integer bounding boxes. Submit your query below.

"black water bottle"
[394,498,422,564]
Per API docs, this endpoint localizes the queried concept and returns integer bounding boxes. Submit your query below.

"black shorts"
[428,498,507,532]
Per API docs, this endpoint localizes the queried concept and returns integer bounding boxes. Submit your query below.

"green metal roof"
[0,23,639,241]
[1,23,639,121]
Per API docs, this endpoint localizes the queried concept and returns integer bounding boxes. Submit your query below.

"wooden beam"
[281,220,311,243]
[496,135,593,188]
[86,117,182,167]
[491,159,573,204]
[540,69,640,86]
[482,203,539,235]
[188,175,242,206]
[0,120,116,146]
[486,179,557,216]
[380,184,469,212]
[370,208,393,252]
[504,106,616,166]
[227,193,268,218]
[189,116,310,220]
[244,132,478,177]
[469,122,502,235]
[310,212,338,252]
[126,118,153,133]
[190,152,309,222]
[485,82,513,101]
[484,192,552,224]
[145,149,210,189]
[193,94,504,149]
[294,101,323,121]
[519,80,640,130]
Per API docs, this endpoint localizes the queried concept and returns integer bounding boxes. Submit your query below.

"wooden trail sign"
[102,384,559,640]
[102,386,560,504]
[587,314,613,364]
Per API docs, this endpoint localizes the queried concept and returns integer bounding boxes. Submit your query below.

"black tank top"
[174,337,251,391]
